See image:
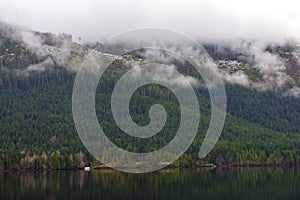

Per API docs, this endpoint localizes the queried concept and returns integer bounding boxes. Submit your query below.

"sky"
[1,0,300,42]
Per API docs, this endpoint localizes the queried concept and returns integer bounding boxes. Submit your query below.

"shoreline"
[0,163,299,172]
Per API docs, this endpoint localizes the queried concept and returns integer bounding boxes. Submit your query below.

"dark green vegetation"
[1,29,300,170]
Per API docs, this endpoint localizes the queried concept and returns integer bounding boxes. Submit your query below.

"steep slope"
[1,22,300,170]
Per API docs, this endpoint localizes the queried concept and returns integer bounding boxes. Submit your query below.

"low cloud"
[17,58,54,76]
[26,57,54,72]
[215,41,294,90]
[286,87,300,97]
[131,64,200,88]
[222,71,250,87]
[0,0,300,43]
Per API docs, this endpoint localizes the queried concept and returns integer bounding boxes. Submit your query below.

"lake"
[0,167,299,200]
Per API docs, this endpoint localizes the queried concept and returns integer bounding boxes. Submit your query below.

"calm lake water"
[0,168,299,200]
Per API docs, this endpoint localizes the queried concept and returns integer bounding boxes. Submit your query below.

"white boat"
[84,167,91,171]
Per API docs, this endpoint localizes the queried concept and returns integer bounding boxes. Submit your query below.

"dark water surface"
[0,168,299,200]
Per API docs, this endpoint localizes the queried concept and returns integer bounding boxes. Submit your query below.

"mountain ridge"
[1,21,300,170]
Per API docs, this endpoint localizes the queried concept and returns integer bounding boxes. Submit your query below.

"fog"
[1,0,300,42]
[2,0,300,97]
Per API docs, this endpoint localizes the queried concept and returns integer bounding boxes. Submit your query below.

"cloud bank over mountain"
[1,0,300,42]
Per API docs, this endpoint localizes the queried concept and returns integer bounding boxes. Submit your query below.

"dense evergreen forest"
[1,26,300,170]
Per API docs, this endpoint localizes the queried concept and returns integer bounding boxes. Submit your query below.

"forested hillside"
[1,22,300,170]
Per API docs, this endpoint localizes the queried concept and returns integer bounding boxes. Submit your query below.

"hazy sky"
[1,0,300,42]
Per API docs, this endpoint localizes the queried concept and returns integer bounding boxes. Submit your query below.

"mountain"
[1,21,300,170]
